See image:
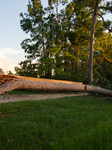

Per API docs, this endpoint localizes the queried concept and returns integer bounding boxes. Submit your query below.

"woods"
[13,0,112,89]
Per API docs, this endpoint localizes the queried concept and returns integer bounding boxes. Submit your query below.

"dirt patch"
[0,93,88,104]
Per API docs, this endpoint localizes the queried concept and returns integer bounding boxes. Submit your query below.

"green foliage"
[93,61,112,89]
[15,60,38,77]
[103,20,112,30]
[0,68,4,74]
[6,70,13,75]
[100,62,112,84]
[93,71,111,89]
[48,0,68,6]
[15,0,112,87]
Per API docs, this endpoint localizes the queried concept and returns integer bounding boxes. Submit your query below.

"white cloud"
[0,57,19,74]
[0,47,23,56]
[0,47,22,73]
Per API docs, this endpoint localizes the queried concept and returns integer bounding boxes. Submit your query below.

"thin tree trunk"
[89,1,99,85]
[40,0,44,50]
[56,0,58,23]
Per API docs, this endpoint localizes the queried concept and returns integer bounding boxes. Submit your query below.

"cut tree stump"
[0,74,112,96]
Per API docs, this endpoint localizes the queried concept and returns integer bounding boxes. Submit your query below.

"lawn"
[7,89,80,95]
[0,95,112,150]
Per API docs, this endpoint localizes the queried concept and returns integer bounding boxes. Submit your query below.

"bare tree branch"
[98,6,112,12]
[97,13,112,32]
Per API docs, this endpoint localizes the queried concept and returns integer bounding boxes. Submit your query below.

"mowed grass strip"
[0,95,112,150]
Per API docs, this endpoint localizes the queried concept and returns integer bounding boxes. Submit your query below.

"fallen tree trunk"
[0,74,112,96]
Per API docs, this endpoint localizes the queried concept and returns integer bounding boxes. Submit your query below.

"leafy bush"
[93,71,111,89]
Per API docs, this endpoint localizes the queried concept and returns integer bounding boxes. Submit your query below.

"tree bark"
[1,74,112,96]
[89,1,99,85]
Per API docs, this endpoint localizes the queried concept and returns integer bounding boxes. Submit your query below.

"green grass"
[3,89,83,95]
[0,95,112,150]
[7,89,43,95]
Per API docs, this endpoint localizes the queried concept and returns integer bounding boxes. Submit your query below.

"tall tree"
[74,0,112,85]
[17,0,112,84]
[20,0,66,78]
[48,0,68,22]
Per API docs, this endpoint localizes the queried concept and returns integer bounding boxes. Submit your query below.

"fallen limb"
[0,74,112,96]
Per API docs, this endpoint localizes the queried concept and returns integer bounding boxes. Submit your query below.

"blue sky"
[0,0,111,73]
[0,0,48,73]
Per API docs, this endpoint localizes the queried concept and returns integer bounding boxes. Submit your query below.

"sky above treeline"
[0,0,111,73]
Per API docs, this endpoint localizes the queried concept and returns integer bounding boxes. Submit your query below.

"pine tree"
[73,0,112,85]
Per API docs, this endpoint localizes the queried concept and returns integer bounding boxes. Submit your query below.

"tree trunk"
[56,0,58,23]
[89,1,99,85]
[1,74,112,96]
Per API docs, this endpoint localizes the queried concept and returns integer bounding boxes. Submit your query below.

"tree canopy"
[15,0,112,89]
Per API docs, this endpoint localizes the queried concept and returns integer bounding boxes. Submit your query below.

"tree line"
[2,0,112,89]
